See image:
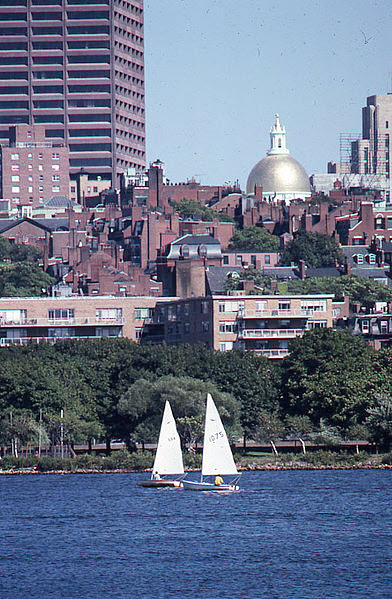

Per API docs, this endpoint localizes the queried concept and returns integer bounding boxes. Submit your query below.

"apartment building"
[0,295,175,347]
[145,294,335,358]
[0,0,145,184]
[0,125,69,209]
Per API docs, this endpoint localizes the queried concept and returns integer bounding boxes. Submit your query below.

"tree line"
[1,330,392,455]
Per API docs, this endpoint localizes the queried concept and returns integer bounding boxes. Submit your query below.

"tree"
[117,375,241,449]
[224,266,274,293]
[366,394,392,451]
[252,409,285,455]
[171,198,234,222]
[285,414,313,454]
[208,350,280,447]
[0,236,42,263]
[0,262,55,296]
[228,226,280,250]
[280,328,378,431]
[280,231,343,267]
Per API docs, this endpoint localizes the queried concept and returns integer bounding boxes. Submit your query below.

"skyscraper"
[351,94,392,178]
[0,0,146,186]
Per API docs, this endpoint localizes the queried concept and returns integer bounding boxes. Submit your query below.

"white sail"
[152,401,184,475]
[201,393,238,477]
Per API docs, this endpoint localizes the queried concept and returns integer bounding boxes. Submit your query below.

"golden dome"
[246,154,311,195]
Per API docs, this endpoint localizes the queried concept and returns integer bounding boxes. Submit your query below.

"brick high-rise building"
[0,0,146,186]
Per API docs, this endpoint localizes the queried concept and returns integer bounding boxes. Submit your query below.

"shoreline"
[1,463,392,475]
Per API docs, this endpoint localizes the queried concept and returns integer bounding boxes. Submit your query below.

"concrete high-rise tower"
[0,0,146,186]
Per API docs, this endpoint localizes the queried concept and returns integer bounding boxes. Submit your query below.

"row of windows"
[13,84,111,94]
[70,157,112,166]
[11,153,60,159]
[113,25,143,44]
[69,143,112,152]
[0,9,110,20]
[114,41,142,57]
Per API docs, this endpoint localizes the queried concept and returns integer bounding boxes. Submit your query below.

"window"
[219,341,233,352]
[28,164,32,170]
[134,307,152,319]
[278,301,291,312]
[38,164,43,171]
[380,320,388,334]
[48,328,75,338]
[308,321,327,329]
[181,245,189,258]
[256,300,267,312]
[52,153,59,159]
[223,255,229,265]
[52,175,60,181]
[11,153,19,160]
[219,321,237,333]
[361,320,369,333]
[200,301,209,314]
[52,185,60,192]
[356,254,364,265]
[52,164,59,171]
[0,309,27,324]
[11,165,19,171]
[301,300,326,313]
[236,255,242,266]
[11,186,20,193]
[11,175,20,182]
[202,321,209,332]
[264,255,271,265]
[96,308,122,320]
[48,308,75,321]
[135,327,142,340]
[369,254,376,265]
[218,300,244,313]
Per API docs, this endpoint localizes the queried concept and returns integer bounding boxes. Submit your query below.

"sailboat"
[138,400,184,488]
[183,393,241,492]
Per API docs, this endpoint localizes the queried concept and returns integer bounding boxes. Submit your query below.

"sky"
[143,0,392,189]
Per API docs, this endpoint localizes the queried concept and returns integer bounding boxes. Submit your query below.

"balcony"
[0,317,125,327]
[253,348,290,358]
[237,308,319,318]
[0,335,121,347]
[238,328,304,339]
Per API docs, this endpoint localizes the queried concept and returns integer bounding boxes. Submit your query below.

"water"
[0,470,391,599]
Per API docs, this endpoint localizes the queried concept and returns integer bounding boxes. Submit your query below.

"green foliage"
[0,237,42,263]
[171,198,234,222]
[224,266,274,293]
[0,262,55,296]
[288,274,392,308]
[117,375,241,446]
[280,231,343,267]
[280,328,378,429]
[228,226,280,250]
[366,394,392,451]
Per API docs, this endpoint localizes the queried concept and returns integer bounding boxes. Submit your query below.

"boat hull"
[138,479,182,488]
[182,480,239,492]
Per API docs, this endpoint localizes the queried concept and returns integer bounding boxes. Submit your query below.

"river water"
[0,470,391,598]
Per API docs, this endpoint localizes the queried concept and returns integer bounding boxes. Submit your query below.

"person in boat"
[214,474,224,486]
[152,471,161,480]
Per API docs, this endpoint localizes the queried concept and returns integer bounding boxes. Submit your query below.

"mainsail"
[152,401,184,475]
[201,393,238,477]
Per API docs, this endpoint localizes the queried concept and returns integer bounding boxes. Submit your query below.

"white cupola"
[267,113,289,156]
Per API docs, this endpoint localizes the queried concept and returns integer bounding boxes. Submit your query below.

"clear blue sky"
[144,0,392,188]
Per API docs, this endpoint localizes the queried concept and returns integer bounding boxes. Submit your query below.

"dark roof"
[0,217,70,234]
[206,266,243,294]
[172,234,219,246]
[306,267,341,278]
[44,196,78,208]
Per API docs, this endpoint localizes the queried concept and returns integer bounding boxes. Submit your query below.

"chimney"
[299,259,307,280]
[345,258,351,275]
